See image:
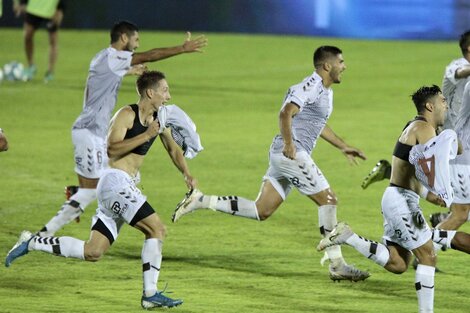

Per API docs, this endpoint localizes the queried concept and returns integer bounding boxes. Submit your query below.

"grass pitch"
[0,28,469,313]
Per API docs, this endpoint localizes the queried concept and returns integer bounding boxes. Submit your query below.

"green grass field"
[1,28,469,313]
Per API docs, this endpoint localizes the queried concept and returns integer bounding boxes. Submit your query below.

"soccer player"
[36,21,207,237]
[362,31,470,231]
[5,71,196,309]
[14,0,65,82]
[429,30,470,229]
[0,128,9,152]
[317,85,470,312]
[172,46,370,282]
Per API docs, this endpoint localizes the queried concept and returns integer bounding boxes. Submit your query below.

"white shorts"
[449,163,470,204]
[92,169,148,241]
[263,151,329,200]
[72,128,108,179]
[381,186,432,251]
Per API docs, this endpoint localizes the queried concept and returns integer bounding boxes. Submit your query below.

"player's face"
[433,93,448,126]
[125,31,140,52]
[152,79,171,106]
[329,54,346,84]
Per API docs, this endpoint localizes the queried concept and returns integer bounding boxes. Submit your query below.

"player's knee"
[84,248,105,262]
[258,212,271,221]
[147,224,166,240]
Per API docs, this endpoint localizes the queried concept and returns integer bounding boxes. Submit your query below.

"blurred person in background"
[13,0,65,82]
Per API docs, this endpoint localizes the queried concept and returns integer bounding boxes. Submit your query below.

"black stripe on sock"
[52,244,61,255]
[143,262,150,272]
[69,200,80,208]
[369,242,378,255]
[230,200,238,212]
[415,282,421,290]
[320,226,325,236]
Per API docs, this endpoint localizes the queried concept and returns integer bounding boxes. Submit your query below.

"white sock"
[142,238,163,297]
[28,235,85,259]
[415,264,435,313]
[203,195,259,220]
[432,229,456,249]
[41,188,96,236]
[345,234,390,267]
[318,205,342,263]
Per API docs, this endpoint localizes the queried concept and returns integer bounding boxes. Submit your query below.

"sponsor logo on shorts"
[394,229,409,242]
[290,176,306,188]
[111,201,128,216]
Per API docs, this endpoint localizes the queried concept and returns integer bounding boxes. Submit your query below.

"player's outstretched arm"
[131,32,208,65]
[160,128,197,189]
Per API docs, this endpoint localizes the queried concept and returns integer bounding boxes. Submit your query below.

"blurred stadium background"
[2,0,470,39]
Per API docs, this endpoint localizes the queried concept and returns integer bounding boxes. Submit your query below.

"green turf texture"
[0,28,469,313]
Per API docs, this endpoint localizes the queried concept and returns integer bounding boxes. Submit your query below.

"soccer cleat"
[65,185,79,200]
[24,65,37,81]
[5,231,33,267]
[429,212,449,228]
[44,71,54,83]
[361,159,391,189]
[329,263,370,282]
[141,291,183,309]
[316,222,354,252]
[171,189,203,223]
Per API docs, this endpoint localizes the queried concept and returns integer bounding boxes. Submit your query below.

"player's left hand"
[182,32,208,53]
[127,64,148,76]
[184,174,198,189]
[341,146,367,165]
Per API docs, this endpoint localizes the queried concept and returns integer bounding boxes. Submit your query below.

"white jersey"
[442,57,470,129]
[270,72,333,155]
[454,81,470,154]
[409,129,459,207]
[72,47,133,139]
[157,104,204,159]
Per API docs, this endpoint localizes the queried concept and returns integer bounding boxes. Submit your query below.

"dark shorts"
[25,13,59,32]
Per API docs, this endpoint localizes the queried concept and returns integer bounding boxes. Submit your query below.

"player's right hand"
[146,120,160,138]
[282,142,296,160]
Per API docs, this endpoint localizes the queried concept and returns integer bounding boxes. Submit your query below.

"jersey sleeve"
[107,50,133,77]
[444,61,462,86]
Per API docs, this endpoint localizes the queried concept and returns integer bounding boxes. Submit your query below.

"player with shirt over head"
[36,21,207,238]
[318,85,470,313]
[172,46,370,282]
[5,71,197,309]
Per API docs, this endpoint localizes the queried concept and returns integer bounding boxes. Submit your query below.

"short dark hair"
[110,21,138,44]
[459,30,470,55]
[136,71,166,97]
[411,85,441,114]
[313,46,342,68]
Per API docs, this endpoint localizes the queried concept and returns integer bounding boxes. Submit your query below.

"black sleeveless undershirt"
[392,116,427,162]
[123,104,157,155]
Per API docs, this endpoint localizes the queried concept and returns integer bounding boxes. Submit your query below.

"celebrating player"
[172,46,370,282]
[5,71,197,309]
[318,85,470,312]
